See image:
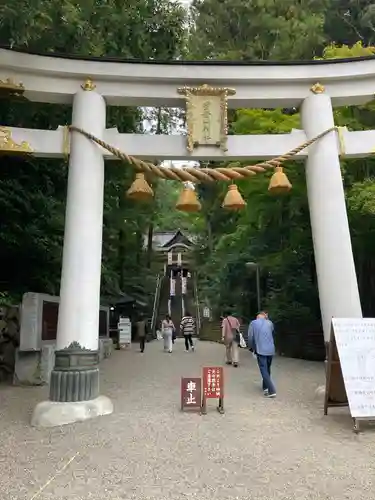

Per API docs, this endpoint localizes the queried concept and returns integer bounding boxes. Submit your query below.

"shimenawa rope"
[67,125,338,183]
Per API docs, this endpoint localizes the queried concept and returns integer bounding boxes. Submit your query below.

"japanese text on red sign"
[203,367,223,399]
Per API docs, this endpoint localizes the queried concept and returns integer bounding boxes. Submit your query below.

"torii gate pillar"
[31,87,113,427]
[301,92,362,343]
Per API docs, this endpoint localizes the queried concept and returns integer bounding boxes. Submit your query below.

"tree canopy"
[0,0,187,306]
[186,3,375,353]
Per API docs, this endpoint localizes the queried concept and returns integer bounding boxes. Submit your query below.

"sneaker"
[233,363,238,367]
[263,389,269,396]
[265,393,276,398]
[226,361,232,365]
[192,345,195,351]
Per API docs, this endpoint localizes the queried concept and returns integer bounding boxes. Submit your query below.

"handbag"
[234,328,241,344]
[239,332,247,348]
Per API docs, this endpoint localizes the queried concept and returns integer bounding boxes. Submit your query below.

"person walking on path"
[161,314,175,353]
[180,311,195,352]
[136,316,148,353]
[248,312,276,398]
[221,310,241,367]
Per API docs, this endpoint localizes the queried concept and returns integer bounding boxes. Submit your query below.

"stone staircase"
[156,273,200,338]
[200,321,222,342]
[156,276,169,332]
[171,278,182,336]
[200,321,249,343]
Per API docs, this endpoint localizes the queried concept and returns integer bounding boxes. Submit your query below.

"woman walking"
[221,310,241,367]
[180,311,195,352]
[161,314,175,353]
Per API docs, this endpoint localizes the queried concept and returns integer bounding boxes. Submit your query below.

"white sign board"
[332,317,375,418]
[118,317,131,345]
[170,278,176,296]
[167,252,172,265]
[203,307,210,319]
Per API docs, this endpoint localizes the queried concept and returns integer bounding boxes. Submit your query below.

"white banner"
[167,251,173,265]
[203,307,210,318]
[181,277,187,294]
[332,317,375,418]
[177,253,182,267]
[170,278,176,296]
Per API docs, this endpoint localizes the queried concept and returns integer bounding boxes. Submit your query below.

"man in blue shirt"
[248,311,276,398]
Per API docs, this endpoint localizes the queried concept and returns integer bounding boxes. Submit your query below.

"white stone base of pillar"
[31,395,113,428]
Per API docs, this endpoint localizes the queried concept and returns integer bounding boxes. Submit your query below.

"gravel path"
[0,339,374,500]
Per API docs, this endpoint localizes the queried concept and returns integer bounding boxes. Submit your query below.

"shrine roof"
[161,230,195,249]
[144,230,196,251]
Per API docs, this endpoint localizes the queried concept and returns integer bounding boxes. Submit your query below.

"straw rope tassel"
[222,184,246,210]
[127,173,154,201]
[268,165,292,194]
[176,185,201,212]
[62,125,70,160]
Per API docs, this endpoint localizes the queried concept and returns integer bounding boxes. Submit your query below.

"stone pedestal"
[49,344,99,402]
[31,396,113,428]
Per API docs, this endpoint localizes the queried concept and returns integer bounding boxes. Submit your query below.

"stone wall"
[0,306,20,383]
[14,338,113,386]
[13,292,113,386]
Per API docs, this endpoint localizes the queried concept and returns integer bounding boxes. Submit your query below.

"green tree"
[324,1,375,47]
[188,0,328,60]
[0,0,187,305]
[194,41,375,359]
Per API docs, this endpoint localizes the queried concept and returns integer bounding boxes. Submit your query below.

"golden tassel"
[337,126,346,157]
[126,173,154,201]
[63,125,70,161]
[268,166,292,194]
[176,186,201,212]
[222,184,246,210]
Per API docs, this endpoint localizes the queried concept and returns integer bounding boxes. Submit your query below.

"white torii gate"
[1,48,371,426]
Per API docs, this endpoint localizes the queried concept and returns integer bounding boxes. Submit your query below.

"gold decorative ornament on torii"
[0,127,33,154]
[0,78,25,98]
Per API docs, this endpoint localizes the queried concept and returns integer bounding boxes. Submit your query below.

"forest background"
[1,0,375,346]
